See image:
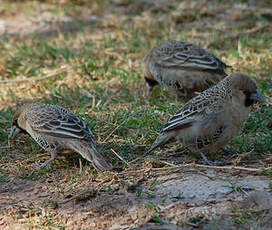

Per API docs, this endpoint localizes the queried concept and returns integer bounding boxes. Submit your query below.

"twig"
[151,163,272,173]
[117,162,272,175]
[59,181,105,205]
[103,119,128,142]
[59,178,116,205]
[111,148,131,167]
[197,171,215,180]
[118,166,152,175]
[129,156,144,164]
[79,158,82,175]
[0,66,72,84]
[59,189,94,205]
[205,24,271,49]
[159,160,176,167]
[102,110,140,142]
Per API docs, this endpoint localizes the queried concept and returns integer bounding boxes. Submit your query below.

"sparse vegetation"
[0,0,272,229]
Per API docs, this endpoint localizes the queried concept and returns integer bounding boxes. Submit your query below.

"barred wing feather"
[161,95,224,132]
[28,105,94,140]
[154,41,228,71]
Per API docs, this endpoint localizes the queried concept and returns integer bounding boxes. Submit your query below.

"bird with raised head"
[142,40,230,99]
[9,103,112,171]
[146,73,265,165]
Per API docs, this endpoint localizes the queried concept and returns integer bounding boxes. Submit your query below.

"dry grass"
[0,0,272,229]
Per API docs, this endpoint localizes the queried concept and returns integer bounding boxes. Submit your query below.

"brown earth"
[1,0,272,229]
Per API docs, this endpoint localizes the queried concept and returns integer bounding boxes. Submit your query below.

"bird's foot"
[221,148,235,155]
[196,150,224,166]
[197,159,224,166]
[34,161,50,169]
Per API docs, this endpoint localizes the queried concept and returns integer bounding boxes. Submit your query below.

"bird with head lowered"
[142,40,231,99]
[9,103,112,171]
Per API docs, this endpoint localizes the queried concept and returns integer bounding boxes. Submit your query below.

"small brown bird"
[9,103,112,171]
[147,73,265,164]
[142,40,230,98]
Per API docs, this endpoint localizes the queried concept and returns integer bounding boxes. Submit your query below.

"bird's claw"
[197,160,224,166]
[34,161,51,169]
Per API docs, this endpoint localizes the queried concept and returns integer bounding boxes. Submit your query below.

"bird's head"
[9,105,28,139]
[230,73,265,107]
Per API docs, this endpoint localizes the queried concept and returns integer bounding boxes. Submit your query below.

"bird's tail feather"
[146,133,173,154]
[69,141,112,171]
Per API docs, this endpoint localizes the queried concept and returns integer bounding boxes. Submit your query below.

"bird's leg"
[35,150,57,169]
[174,92,179,102]
[146,85,153,96]
[221,148,235,155]
[145,80,153,96]
[196,150,223,166]
[197,150,210,163]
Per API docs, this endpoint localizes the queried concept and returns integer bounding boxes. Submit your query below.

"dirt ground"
[1,0,272,229]
[1,164,272,229]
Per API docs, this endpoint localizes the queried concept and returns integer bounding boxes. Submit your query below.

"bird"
[9,103,112,171]
[146,73,265,165]
[142,40,230,98]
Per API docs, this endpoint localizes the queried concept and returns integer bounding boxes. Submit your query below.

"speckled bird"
[146,73,265,164]
[142,40,230,98]
[9,103,112,171]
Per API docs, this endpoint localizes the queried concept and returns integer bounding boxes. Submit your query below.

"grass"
[0,0,272,229]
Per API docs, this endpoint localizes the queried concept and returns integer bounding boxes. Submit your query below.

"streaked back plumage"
[26,103,94,140]
[10,103,111,171]
[148,73,263,155]
[142,40,230,97]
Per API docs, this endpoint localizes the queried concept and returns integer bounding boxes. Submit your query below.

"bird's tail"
[69,141,112,171]
[146,132,173,154]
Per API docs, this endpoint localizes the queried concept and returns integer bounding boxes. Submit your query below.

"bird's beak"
[250,89,266,102]
[9,125,21,139]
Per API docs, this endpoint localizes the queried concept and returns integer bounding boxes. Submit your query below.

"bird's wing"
[153,40,228,71]
[161,90,225,132]
[27,104,94,139]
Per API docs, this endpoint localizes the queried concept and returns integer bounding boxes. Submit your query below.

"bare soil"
[1,164,272,229]
[1,1,272,229]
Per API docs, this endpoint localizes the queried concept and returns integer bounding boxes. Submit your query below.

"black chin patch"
[145,77,159,88]
[244,92,255,107]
